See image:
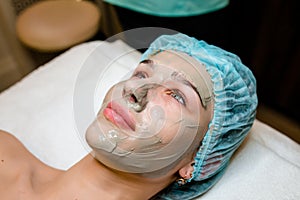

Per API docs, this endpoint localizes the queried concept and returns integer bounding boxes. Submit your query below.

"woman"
[0,33,257,199]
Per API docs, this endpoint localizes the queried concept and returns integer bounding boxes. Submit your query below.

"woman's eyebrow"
[171,71,201,100]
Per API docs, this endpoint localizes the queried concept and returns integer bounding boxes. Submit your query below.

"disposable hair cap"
[141,33,258,200]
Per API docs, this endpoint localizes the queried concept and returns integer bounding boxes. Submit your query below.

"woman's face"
[86,51,213,174]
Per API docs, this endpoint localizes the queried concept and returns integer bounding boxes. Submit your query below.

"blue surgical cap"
[141,33,258,199]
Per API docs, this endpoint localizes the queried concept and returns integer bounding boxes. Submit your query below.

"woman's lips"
[103,102,135,131]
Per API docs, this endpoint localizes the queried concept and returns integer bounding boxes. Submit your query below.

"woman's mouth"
[103,101,135,131]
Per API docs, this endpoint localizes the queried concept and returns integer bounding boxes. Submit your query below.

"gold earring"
[176,178,187,186]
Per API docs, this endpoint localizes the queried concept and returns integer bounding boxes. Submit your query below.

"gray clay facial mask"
[86,51,213,174]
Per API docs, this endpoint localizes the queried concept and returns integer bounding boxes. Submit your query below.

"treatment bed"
[0,40,299,199]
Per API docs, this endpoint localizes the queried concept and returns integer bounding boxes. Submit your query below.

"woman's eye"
[166,90,186,105]
[133,71,147,79]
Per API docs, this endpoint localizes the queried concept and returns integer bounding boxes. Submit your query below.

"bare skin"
[0,130,194,200]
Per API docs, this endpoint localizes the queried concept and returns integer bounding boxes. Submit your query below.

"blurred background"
[0,0,299,142]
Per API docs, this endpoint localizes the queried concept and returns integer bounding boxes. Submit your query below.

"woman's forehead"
[146,50,213,108]
[149,51,197,72]
[145,51,205,91]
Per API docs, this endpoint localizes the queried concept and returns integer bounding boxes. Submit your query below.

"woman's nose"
[123,81,159,112]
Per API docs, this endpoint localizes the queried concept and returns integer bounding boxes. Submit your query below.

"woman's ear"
[178,161,194,179]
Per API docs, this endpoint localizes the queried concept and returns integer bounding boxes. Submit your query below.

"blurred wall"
[0,0,34,91]
[227,0,299,124]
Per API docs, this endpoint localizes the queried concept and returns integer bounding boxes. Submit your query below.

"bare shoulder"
[0,129,23,148]
[0,130,62,183]
[0,130,30,159]
[0,130,42,197]
[0,129,20,141]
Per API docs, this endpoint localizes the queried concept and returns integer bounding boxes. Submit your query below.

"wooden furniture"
[16,0,101,52]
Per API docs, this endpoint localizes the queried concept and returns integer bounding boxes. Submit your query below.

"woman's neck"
[45,154,171,200]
